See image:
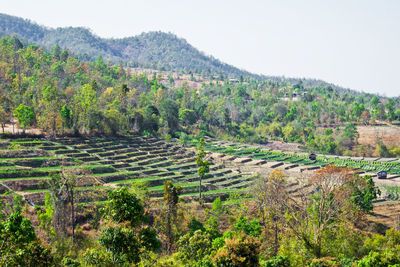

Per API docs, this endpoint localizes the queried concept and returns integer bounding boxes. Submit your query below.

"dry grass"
[357,125,400,148]
[367,201,400,231]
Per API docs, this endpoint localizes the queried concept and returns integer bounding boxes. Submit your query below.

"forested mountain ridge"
[0,13,369,94]
[0,13,255,78]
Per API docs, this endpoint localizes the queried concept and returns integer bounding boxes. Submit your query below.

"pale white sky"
[1,0,399,96]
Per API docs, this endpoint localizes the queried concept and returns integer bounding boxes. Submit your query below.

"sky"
[1,0,399,96]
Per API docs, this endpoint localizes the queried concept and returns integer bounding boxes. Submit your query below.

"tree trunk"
[274,221,278,256]
[52,116,57,139]
[199,176,202,200]
[166,207,172,254]
[70,188,75,245]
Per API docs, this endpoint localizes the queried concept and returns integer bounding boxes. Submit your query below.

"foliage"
[99,226,142,264]
[177,230,213,264]
[14,104,34,131]
[156,181,183,254]
[0,34,397,157]
[211,197,224,216]
[350,175,380,213]
[356,251,400,267]
[213,233,261,267]
[0,210,53,266]
[104,186,145,227]
[235,216,262,237]
[94,187,160,265]
[263,255,290,267]
[197,138,210,199]
[188,218,205,233]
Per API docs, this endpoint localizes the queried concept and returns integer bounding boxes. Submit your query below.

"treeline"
[0,36,400,156]
[2,165,400,266]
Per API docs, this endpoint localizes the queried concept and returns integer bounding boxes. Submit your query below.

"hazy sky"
[1,0,399,96]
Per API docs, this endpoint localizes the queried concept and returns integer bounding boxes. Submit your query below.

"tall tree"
[0,106,11,133]
[283,165,378,258]
[253,170,288,255]
[158,181,182,254]
[196,138,210,200]
[48,167,90,244]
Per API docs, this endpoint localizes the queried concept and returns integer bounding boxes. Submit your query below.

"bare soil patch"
[357,125,400,148]
[261,140,302,153]
[2,123,42,135]
[367,202,400,230]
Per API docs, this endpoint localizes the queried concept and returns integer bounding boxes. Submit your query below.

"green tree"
[60,104,72,129]
[342,124,359,149]
[351,175,380,213]
[13,104,35,133]
[160,98,179,133]
[99,226,142,264]
[72,82,100,134]
[0,211,53,266]
[177,230,213,264]
[196,138,210,200]
[234,216,261,237]
[104,186,145,227]
[40,85,61,137]
[92,187,160,265]
[179,108,197,126]
[158,181,183,254]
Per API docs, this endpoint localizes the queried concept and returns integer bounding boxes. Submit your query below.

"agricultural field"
[190,137,400,200]
[199,137,400,175]
[2,135,400,208]
[0,135,253,206]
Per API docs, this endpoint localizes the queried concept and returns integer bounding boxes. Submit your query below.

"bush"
[263,255,290,267]
[177,230,213,264]
[213,234,261,267]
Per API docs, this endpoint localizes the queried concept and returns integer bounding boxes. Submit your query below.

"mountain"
[0,13,363,93]
[0,13,256,78]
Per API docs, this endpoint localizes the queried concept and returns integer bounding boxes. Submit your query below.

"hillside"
[0,13,254,78]
[1,14,400,266]
[0,12,364,93]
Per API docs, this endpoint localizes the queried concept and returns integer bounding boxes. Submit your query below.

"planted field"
[0,135,251,206]
[2,135,400,207]
[196,137,400,177]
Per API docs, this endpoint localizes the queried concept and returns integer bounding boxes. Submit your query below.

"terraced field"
[200,138,400,176]
[0,135,252,206]
[1,135,400,207]
[194,137,400,200]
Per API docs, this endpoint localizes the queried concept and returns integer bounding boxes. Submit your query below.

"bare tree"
[253,169,289,255]
[48,166,90,244]
[283,165,357,258]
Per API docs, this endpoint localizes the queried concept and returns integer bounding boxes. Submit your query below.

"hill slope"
[0,13,254,78]
[0,12,363,93]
